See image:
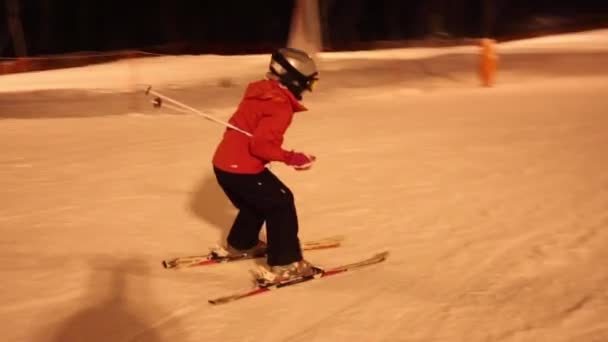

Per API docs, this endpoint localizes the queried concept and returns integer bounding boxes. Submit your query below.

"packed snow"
[1,30,607,342]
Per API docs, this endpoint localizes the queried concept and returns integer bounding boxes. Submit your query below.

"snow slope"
[1,30,608,342]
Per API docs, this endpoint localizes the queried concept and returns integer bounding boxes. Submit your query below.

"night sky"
[2,0,607,57]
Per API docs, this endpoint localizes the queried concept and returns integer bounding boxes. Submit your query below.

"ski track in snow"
[2,32,608,342]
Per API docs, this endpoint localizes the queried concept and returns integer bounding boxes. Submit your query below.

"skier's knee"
[279,186,294,204]
[258,185,295,211]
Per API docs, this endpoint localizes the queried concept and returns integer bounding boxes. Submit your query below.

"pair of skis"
[162,236,344,269]
[161,236,389,305]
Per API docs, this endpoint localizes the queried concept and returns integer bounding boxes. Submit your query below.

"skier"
[211,47,320,282]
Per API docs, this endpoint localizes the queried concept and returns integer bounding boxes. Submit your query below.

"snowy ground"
[1,30,608,342]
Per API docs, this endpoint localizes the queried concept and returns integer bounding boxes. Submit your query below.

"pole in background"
[287,0,322,56]
[5,0,27,57]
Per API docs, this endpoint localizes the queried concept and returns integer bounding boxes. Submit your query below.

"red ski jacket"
[212,79,307,174]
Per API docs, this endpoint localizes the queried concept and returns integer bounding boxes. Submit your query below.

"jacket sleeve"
[249,101,294,163]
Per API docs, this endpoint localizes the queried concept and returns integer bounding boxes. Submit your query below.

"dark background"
[1,0,608,57]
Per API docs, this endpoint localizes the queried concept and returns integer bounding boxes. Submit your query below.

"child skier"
[211,47,319,282]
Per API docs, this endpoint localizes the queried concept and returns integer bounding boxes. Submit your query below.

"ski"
[208,250,389,305]
[162,235,344,269]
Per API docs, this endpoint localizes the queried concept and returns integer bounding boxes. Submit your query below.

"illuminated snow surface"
[1,30,607,342]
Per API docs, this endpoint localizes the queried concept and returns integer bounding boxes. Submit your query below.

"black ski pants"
[213,167,303,266]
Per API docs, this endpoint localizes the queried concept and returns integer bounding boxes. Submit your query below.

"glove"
[285,151,316,171]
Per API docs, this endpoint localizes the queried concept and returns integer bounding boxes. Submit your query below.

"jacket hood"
[243,79,307,112]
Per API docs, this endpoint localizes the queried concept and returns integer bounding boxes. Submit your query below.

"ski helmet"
[269,47,319,100]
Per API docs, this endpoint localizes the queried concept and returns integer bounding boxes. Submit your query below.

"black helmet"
[269,47,319,100]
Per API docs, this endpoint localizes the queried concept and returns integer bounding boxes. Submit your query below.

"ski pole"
[144,86,253,137]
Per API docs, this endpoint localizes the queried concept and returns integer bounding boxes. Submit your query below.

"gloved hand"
[285,151,316,171]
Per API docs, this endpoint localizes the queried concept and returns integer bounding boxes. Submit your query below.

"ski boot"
[210,240,267,260]
[253,259,321,287]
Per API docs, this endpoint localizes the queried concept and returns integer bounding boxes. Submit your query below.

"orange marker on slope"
[479,38,498,87]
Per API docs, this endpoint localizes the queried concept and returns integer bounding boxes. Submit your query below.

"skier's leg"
[254,170,303,266]
[213,168,265,250]
[227,203,265,250]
